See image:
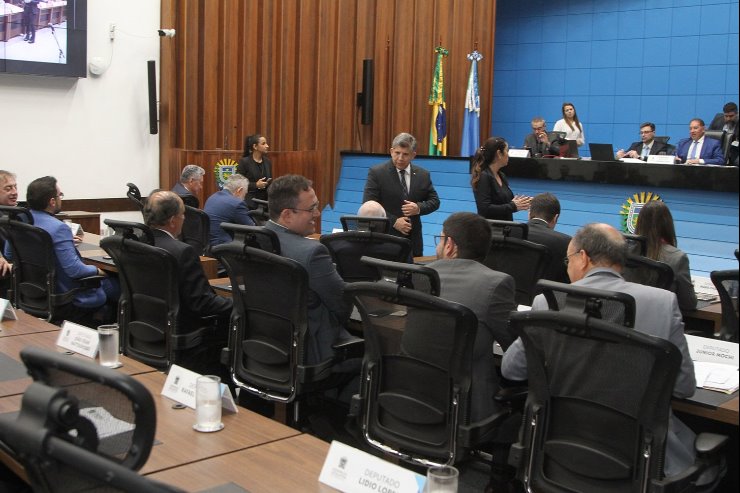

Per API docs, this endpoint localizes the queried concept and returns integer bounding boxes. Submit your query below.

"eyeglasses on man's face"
[433,234,450,246]
[563,250,582,266]
[292,201,320,214]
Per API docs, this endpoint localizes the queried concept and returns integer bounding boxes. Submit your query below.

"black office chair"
[100,234,224,373]
[104,219,155,244]
[622,253,674,291]
[320,231,412,283]
[704,129,726,151]
[537,279,636,328]
[345,281,517,467]
[249,198,270,225]
[181,205,210,255]
[482,236,551,305]
[177,193,199,209]
[340,215,391,234]
[623,233,647,256]
[0,204,34,223]
[710,269,739,342]
[211,243,362,426]
[126,182,144,210]
[360,255,441,296]
[654,136,671,144]
[0,347,183,493]
[0,211,103,325]
[507,309,727,493]
[219,223,281,254]
[487,220,528,240]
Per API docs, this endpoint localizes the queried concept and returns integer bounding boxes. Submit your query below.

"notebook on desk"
[589,143,618,162]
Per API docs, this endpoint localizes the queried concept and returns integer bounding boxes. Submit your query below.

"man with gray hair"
[203,173,255,247]
[172,164,205,208]
[502,223,697,478]
[362,132,440,256]
[0,170,19,279]
[357,200,386,217]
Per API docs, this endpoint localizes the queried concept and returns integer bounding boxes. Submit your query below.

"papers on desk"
[692,275,719,302]
[620,157,645,163]
[686,334,739,394]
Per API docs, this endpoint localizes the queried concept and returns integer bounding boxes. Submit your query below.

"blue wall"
[325,154,738,277]
[492,0,739,156]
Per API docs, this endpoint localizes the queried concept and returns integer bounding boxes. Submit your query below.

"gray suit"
[502,268,696,477]
[410,259,516,422]
[264,221,351,365]
[659,244,697,313]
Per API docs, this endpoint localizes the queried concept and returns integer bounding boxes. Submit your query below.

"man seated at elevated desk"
[674,118,725,165]
[502,223,697,478]
[616,122,671,160]
[522,117,557,157]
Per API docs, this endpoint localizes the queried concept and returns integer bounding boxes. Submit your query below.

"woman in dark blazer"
[471,137,531,220]
[635,200,697,313]
[236,134,272,208]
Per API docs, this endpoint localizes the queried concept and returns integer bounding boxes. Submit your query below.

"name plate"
[161,365,238,413]
[508,148,530,158]
[0,298,17,321]
[319,440,425,493]
[686,334,739,366]
[646,154,675,164]
[57,321,99,358]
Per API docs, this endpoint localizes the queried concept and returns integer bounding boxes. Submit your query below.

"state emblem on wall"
[213,158,238,189]
[619,192,662,233]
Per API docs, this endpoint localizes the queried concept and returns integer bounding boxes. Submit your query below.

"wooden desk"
[673,392,739,427]
[130,372,302,475]
[0,330,156,399]
[146,434,334,492]
[79,233,219,280]
[0,311,60,338]
[684,303,722,334]
[56,211,101,235]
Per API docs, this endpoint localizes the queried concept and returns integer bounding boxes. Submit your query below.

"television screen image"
[0,0,87,78]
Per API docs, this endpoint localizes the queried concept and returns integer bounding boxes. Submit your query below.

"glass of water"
[97,324,121,368]
[426,466,459,492]
[193,375,224,432]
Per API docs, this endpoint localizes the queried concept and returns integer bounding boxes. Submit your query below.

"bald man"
[502,223,697,478]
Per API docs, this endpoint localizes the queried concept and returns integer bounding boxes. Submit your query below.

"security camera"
[158,29,176,38]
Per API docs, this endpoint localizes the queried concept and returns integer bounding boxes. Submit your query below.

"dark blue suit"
[203,189,255,247]
[674,137,724,165]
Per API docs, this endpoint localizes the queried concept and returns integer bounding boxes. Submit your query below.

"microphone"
[48,23,55,32]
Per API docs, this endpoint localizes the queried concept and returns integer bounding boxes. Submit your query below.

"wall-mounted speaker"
[357,59,374,125]
[147,60,158,135]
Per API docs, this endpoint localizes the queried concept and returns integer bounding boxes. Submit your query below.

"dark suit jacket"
[674,137,725,165]
[171,182,200,208]
[264,221,351,365]
[236,156,272,208]
[526,219,571,284]
[362,160,440,257]
[625,139,671,158]
[709,113,737,133]
[152,229,232,324]
[523,133,557,157]
[203,189,255,247]
[474,167,516,221]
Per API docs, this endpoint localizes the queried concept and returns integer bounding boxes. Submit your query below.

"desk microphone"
[48,23,55,33]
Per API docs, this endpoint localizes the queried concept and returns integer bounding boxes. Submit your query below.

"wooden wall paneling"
[333,1,360,165]
[314,0,338,201]
[373,0,394,151]
[413,0,436,152]
[159,0,176,189]
[202,1,222,150]
[220,0,241,152]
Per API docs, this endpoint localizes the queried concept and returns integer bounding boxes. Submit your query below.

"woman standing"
[236,134,272,208]
[471,137,531,220]
[553,102,585,147]
[635,201,697,312]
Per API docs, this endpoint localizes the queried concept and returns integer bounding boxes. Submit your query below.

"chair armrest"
[695,432,728,455]
[494,386,528,405]
[332,335,364,360]
[77,275,105,289]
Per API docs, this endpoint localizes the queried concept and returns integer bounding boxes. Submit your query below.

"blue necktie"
[688,140,698,160]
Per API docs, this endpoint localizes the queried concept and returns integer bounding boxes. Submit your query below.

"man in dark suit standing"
[527,193,571,284]
[674,118,725,165]
[264,175,352,365]
[616,122,670,160]
[362,133,440,257]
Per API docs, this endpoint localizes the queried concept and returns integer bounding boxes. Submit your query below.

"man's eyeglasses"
[563,250,582,266]
[639,130,654,135]
[57,192,65,199]
[292,202,320,214]
[433,234,450,246]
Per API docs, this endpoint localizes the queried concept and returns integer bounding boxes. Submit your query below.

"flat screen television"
[0,0,87,78]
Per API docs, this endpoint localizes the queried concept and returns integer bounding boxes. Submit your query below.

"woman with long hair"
[470,137,531,220]
[553,102,585,147]
[236,134,272,208]
[635,200,697,312]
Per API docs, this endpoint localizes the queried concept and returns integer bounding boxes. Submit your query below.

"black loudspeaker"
[358,59,373,125]
[147,60,158,135]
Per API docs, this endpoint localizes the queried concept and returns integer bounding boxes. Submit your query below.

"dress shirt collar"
[153,227,176,239]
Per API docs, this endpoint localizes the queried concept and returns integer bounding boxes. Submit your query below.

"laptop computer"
[589,143,619,162]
